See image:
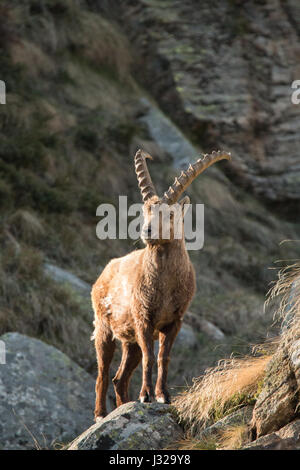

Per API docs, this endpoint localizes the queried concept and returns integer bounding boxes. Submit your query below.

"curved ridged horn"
[161,150,231,205]
[134,149,157,202]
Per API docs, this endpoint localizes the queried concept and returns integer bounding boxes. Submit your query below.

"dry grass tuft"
[217,424,249,450]
[172,435,217,451]
[266,262,300,331]
[171,424,249,450]
[76,11,132,82]
[173,354,271,434]
[10,40,55,78]
[8,209,45,244]
[0,4,19,48]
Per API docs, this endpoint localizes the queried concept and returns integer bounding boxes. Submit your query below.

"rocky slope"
[64,301,300,451]
[0,0,300,439]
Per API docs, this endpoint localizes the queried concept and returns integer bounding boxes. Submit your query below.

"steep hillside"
[0,0,300,397]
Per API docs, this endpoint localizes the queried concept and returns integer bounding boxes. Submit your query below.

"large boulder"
[243,419,300,450]
[68,401,182,450]
[0,332,95,450]
[251,333,300,437]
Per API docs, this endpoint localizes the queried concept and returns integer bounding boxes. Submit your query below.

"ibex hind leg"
[94,323,116,421]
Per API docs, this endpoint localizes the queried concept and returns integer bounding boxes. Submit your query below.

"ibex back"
[92,149,231,420]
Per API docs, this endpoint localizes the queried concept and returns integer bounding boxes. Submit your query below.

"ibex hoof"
[156,396,170,404]
[95,415,106,423]
[155,392,171,404]
[139,392,154,403]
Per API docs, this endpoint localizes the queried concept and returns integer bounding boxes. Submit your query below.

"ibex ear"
[179,196,190,216]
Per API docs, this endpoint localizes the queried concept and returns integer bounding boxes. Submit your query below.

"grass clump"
[0,161,74,214]
[170,424,249,450]
[217,424,249,450]
[266,262,300,330]
[8,209,45,244]
[170,435,218,451]
[173,355,271,434]
[66,10,132,82]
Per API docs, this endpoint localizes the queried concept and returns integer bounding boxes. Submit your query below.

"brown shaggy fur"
[91,149,230,420]
[91,195,196,419]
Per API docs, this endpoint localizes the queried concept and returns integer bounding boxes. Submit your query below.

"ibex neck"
[144,240,189,273]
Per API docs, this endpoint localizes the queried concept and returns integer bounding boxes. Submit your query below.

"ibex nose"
[142,226,152,239]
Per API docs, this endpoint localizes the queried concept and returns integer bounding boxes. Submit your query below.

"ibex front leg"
[113,342,142,406]
[155,320,181,404]
[136,324,155,403]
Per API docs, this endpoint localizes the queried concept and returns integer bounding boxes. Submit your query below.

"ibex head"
[134,149,231,246]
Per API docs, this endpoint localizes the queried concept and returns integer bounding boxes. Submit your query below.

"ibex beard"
[91,149,231,420]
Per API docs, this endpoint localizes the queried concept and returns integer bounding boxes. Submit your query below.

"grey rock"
[139,97,199,169]
[0,332,95,450]
[243,419,300,450]
[68,401,182,450]
[154,324,197,356]
[200,406,253,440]
[174,324,198,349]
[242,433,298,450]
[277,419,300,441]
[44,263,91,297]
[196,318,225,342]
[251,338,300,438]
[184,312,225,342]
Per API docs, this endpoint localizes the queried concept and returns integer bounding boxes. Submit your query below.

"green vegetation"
[0,0,136,371]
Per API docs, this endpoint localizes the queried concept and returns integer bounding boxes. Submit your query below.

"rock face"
[243,419,300,450]
[251,329,300,438]
[68,401,182,450]
[117,0,300,207]
[0,332,95,450]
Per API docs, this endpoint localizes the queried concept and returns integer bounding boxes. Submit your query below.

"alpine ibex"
[92,149,231,420]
